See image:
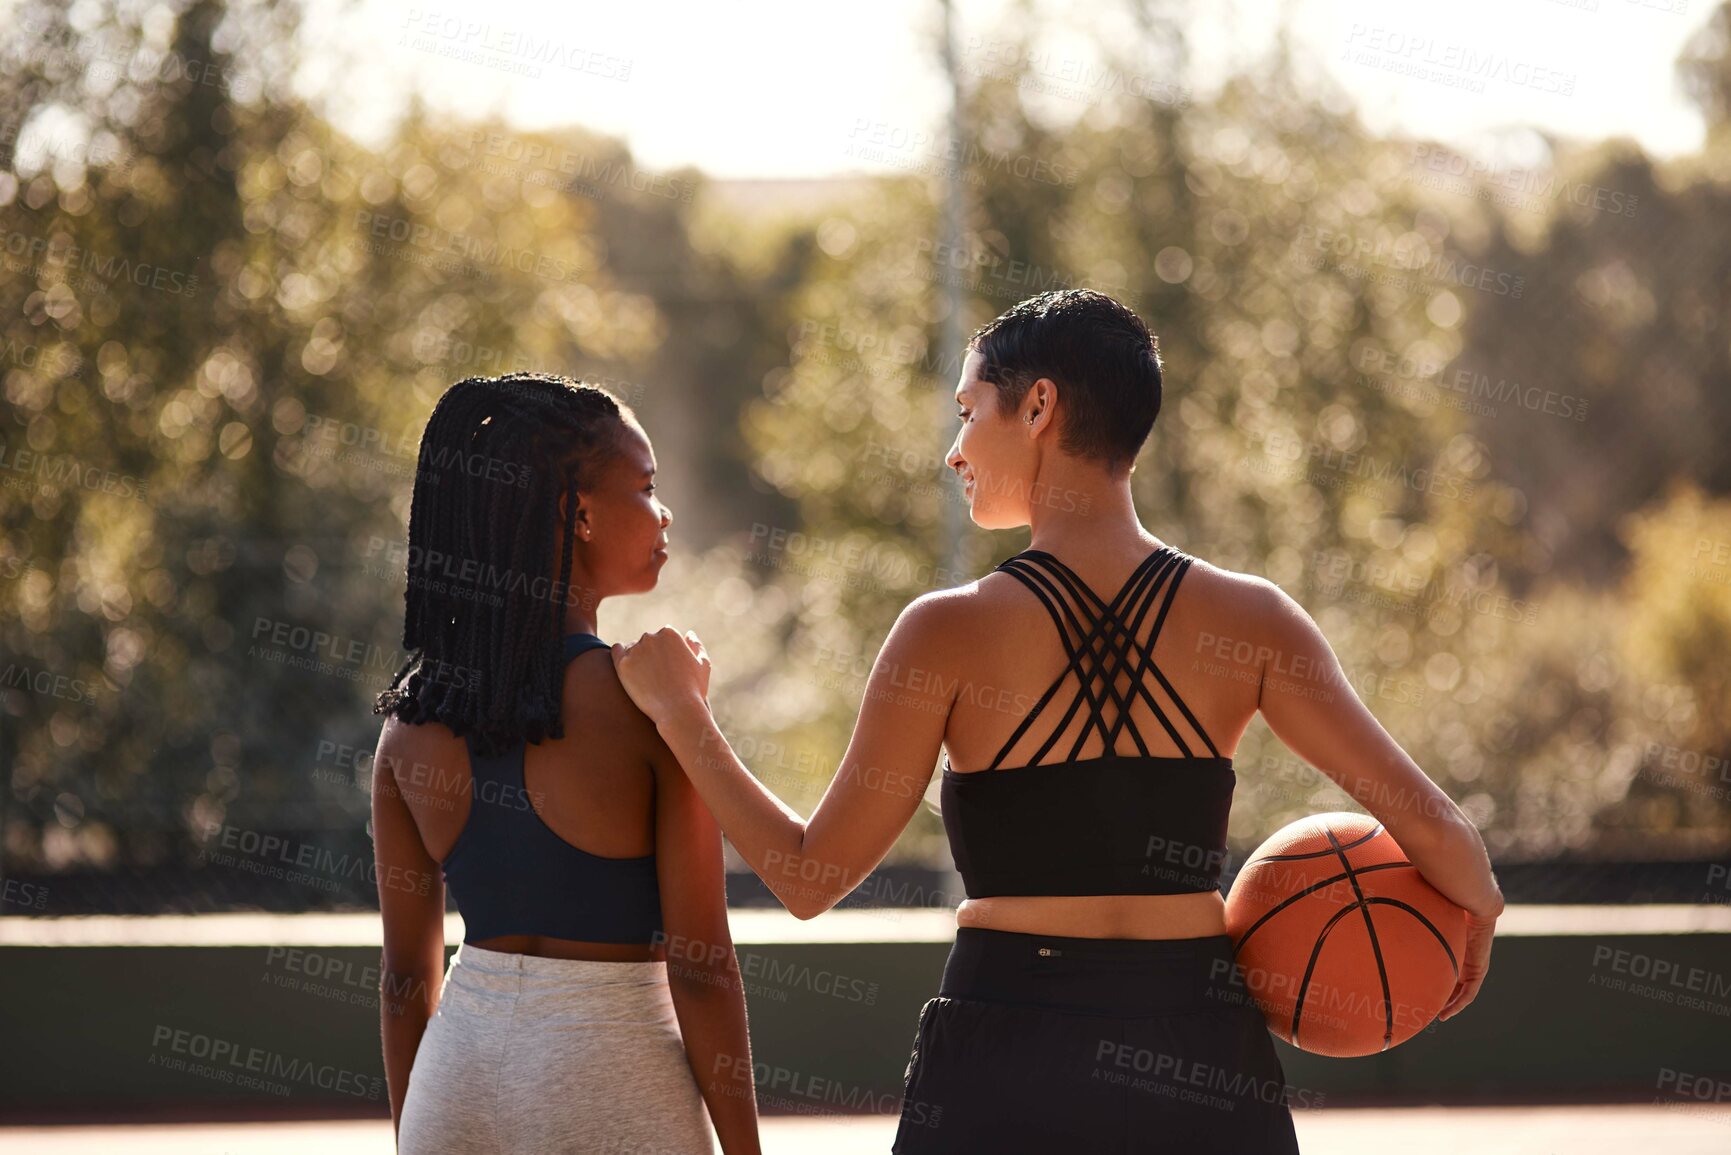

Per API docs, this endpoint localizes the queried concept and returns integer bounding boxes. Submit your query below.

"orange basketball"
[1223,811,1469,1057]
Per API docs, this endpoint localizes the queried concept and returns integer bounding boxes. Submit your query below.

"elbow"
[787,893,834,921]
[769,875,834,921]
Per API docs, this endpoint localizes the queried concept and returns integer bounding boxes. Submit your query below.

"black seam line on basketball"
[1356,897,1462,978]
[1230,859,1412,955]
[1252,823,1386,863]
[1291,898,1364,1047]
[1326,825,1395,1053]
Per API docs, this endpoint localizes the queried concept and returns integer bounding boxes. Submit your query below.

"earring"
[1026,414,1036,424]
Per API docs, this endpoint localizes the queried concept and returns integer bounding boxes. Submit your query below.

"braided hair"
[373,372,632,758]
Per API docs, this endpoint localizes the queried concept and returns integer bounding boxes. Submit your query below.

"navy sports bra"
[940,545,1236,897]
[440,632,663,945]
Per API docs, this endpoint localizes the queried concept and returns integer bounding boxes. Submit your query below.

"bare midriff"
[955,890,1229,940]
[468,935,658,962]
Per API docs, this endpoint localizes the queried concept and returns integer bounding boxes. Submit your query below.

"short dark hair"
[967,289,1163,474]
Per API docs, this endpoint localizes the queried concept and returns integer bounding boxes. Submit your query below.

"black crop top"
[940,545,1236,897]
[440,632,663,944]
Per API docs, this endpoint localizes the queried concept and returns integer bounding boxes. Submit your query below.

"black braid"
[373,372,630,758]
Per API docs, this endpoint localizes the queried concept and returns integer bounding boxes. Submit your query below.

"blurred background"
[2,0,1730,1144]
[3,0,1728,913]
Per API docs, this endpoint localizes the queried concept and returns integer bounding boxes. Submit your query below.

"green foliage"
[2,1,1728,891]
[0,0,797,875]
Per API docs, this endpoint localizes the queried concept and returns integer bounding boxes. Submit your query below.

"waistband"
[939,927,1257,1017]
[450,941,669,985]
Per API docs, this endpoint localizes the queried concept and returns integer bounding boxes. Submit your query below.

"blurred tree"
[1599,481,1731,852]
[3,0,1728,908]
[738,19,1551,860]
[1679,0,1731,159]
[0,0,802,901]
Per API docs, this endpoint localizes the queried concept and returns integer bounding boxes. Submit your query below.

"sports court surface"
[4,1103,1729,1153]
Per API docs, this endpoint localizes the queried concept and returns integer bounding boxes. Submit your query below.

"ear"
[558,487,590,535]
[1027,377,1059,428]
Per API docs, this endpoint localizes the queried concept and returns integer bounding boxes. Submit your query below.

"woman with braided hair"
[370,372,760,1154]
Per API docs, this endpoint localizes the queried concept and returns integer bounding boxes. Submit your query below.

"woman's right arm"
[1251,579,1504,1018]
[611,600,958,923]
[649,730,762,1155]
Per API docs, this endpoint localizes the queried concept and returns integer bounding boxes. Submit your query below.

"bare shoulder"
[1178,552,1288,622]
[373,711,468,819]
[1196,556,1325,648]
[1179,553,1338,695]
[376,711,462,773]
[564,646,658,743]
[889,572,1009,649]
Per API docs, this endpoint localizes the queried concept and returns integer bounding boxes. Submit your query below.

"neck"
[1023,460,1155,558]
[559,563,603,637]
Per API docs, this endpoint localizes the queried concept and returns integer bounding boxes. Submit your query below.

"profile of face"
[556,417,672,596]
[945,349,1054,530]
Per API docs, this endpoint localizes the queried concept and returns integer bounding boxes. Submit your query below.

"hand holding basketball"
[1439,908,1499,1021]
[1224,812,1476,1057]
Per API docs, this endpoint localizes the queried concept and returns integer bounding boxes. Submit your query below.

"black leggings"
[892,928,1303,1154]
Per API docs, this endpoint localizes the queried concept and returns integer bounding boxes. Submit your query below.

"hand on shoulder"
[610,626,711,724]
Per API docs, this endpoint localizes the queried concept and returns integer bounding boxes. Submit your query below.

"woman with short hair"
[614,289,1502,1152]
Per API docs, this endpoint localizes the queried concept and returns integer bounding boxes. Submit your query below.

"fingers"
[1439,973,1483,1021]
[1438,938,1493,1020]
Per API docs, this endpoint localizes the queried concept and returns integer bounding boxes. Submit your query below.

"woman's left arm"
[614,595,960,920]
[369,721,450,1139]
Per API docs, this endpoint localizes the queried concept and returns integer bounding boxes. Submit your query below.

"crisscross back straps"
[984,545,1220,770]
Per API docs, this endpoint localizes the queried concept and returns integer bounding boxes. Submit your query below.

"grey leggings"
[397,942,716,1154]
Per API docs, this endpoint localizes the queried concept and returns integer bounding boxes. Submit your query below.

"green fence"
[2,906,1728,1119]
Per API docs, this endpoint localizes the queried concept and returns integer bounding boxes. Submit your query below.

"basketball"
[1223,812,1471,1058]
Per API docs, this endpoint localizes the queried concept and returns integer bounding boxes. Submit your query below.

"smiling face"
[559,416,672,597]
[945,349,1050,530]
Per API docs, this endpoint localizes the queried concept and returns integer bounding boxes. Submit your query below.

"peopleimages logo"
[197,821,434,896]
[397,11,633,82]
[0,443,150,502]
[149,1025,383,1099]
[0,228,200,296]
